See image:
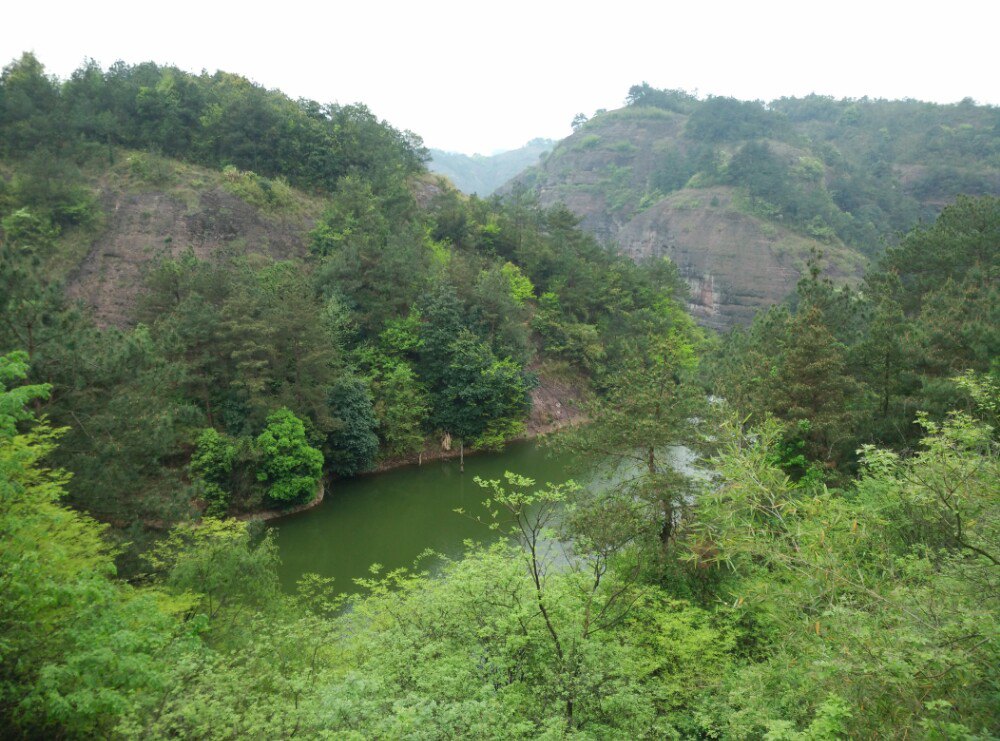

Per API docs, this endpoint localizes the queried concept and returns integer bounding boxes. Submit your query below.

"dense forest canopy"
[619,83,1000,253]
[0,54,997,738]
[0,53,428,192]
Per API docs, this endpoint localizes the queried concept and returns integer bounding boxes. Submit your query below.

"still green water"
[270,441,588,592]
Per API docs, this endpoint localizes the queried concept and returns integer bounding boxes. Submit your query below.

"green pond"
[270,441,589,592]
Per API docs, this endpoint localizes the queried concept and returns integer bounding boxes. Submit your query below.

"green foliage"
[710,197,1000,472]
[190,428,237,515]
[145,518,280,641]
[254,408,323,504]
[531,291,606,374]
[500,260,535,305]
[38,323,201,522]
[650,144,699,194]
[626,83,698,114]
[683,411,999,738]
[0,351,185,736]
[0,53,60,155]
[883,193,999,315]
[371,359,430,459]
[3,343,999,737]
[308,174,390,257]
[4,51,999,738]
[686,96,787,142]
[773,305,865,467]
[728,140,844,243]
[311,176,431,335]
[428,329,532,446]
[324,376,379,477]
[220,165,294,212]
[0,350,50,434]
[1,54,426,194]
[558,327,706,552]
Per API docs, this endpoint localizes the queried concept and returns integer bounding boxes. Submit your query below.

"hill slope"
[511,89,1000,328]
[62,156,326,327]
[429,138,554,194]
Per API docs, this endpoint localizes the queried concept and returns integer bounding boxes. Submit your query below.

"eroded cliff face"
[531,194,852,330]
[616,188,863,330]
[510,97,1000,329]
[511,114,854,329]
[525,154,860,329]
[65,186,316,327]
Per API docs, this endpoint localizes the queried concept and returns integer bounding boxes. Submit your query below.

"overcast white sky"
[6,1,998,155]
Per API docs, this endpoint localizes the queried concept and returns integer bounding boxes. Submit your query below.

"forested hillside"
[1,53,997,739]
[429,138,554,194]
[511,85,1000,328]
[0,53,693,530]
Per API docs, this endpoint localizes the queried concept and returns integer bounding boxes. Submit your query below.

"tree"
[190,428,238,515]
[255,408,323,504]
[470,472,648,731]
[769,304,865,469]
[561,332,703,551]
[311,176,430,335]
[883,194,999,316]
[727,140,789,209]
[0,53,61,154]
[137,251,231,427]
[471,262,532,363]
[0,351,50,433]
[0,351,188,737]
[0,209,68,364]
[854,271,913,443]
[220,259,341,434]
[371,360,429,459]
[429,330,531,471]
[324,376,379,477]
[416,283,467,389]
[145,518,280,642]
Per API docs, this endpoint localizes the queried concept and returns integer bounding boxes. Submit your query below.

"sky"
[5,0,999,155]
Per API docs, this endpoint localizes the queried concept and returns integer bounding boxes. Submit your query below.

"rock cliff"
[509,94,1000,329]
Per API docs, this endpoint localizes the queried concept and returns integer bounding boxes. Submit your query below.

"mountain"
[509,87,1000,329]
[429,138,554,194]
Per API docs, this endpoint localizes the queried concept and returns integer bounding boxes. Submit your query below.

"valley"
[0,53,996,739]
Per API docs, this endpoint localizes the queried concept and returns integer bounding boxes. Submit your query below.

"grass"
[574,134,602,151]
[598,106,679,123]
[220,166,297,214]
[103,148,326,219]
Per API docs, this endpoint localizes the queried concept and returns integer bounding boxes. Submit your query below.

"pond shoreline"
[269,424,593,592]
[249,371,587,523]
[250,412,586,523]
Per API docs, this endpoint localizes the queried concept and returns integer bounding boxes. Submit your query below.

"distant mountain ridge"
[429,138,555,194]
[508,87,1000,329]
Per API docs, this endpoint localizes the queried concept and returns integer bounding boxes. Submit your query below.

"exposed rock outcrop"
[616,188,862,330]
[65,185,317,327]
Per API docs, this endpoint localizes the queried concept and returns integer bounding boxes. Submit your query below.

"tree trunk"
[660,506,673,549]
[459,440,464,473]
